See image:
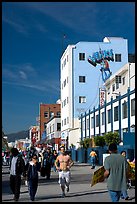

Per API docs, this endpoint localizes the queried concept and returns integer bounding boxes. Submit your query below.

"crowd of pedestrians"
[2,143,135,202]
[7,144,73,201]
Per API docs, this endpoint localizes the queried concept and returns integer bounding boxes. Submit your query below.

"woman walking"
[25,154,41,201]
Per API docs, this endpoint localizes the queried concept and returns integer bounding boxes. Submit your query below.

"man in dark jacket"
[9,148,26,201]
[42,148,54,179]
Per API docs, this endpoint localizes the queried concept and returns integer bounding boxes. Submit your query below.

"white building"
[105,63,135,102]
[80,62,135,142]
[60,37,129,148]
[46,116,61,152]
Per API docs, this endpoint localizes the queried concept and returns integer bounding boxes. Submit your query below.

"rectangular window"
[116,82,119,89]
[79,76,86,83]
[91,117,94,128]
[131,98,135,116]
[115,54,121,62]
[57,123,61,131]
[108,87,110,95]
[114,106,119,121]
[64,79,66,87]
[96,115,99,127]
[87,118,89,129]
[79,96,86,103]
[57,111,61,117]
[44,112,48,118]
[122,101,128,119]
[112,84,115,92]
[107,109,111,124]
[79,53,85,60]
[102,112,105,125]
[122,77,125,85]
[64,118,66,125]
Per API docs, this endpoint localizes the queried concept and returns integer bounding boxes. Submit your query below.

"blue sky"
[2,2,135,134]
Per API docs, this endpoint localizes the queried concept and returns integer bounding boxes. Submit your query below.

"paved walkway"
[2,163,135,202]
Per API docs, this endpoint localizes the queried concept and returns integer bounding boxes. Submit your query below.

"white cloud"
[19,71,27,79]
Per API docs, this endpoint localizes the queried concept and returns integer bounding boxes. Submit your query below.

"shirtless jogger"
[55,145,74,198]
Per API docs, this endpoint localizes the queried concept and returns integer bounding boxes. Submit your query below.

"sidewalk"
[2,163,135,202]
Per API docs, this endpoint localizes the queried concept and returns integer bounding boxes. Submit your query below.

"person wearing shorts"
[55,146,74,198]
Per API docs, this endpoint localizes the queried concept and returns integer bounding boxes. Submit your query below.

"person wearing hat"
[9,148,26,201]
[55,145,74,198]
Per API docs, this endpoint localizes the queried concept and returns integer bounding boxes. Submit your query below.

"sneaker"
[66,186,69,192]
[61,192,65,198]
[30,197,35,201]
[125,196,129,200]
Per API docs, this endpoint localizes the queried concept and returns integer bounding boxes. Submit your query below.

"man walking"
[104,143,128,202]
[9,148,26,201]
[55,145,74,198]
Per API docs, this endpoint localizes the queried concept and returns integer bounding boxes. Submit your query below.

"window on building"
[64,118,66,125]
[44,112,49,118]
[116,82,119,89]
[107,109,111,124]
[57,111,61,117]
[79,76,86,83]
[131,98,135,116]
[79,96,86,103]
[62,120,63,126]
[91,117,94,128]
[64,79,66,87]
[102,112,105,125]
[115,54,121,62]
[67,117,69,124]
[112,84,115,92]
[79,53,85,60]
[57,123,61,131]
[64,99,66,106]
[96,115,99,127]
[67,97,69,104]
[108,87,110,95]
[122,101,128,119]
[122,77,125,85]
[114,106,119,121]
[87,118,89,129]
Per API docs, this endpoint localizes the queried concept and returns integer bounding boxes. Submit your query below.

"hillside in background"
[7,130,29,142]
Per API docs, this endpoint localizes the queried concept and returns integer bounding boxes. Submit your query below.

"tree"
[104,132,120,145]
[94,135,106,147]
[80,138,92,149]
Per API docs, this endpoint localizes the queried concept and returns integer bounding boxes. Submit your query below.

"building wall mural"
[88,48,114,82]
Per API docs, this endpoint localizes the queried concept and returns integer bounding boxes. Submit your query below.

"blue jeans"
[108,190,121,202]
[90,157,96,168]
[121,190,128,199]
